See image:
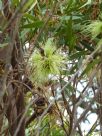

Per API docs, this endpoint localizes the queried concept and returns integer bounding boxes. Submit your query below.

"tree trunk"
[0,1,25,135]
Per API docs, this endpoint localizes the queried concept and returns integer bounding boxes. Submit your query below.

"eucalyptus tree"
[0,0,102,136]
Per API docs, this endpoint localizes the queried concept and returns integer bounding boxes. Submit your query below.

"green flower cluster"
[84,21,102,39]
[30,38,64,84]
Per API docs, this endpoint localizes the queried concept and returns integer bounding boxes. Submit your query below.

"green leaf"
[66,17,76,51]
[22,21,43,29]
[24,13,35,21]
[22,0,37,12]
[11,0,20,6]
[80,0,92,8]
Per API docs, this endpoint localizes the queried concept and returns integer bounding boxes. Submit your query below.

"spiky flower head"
[83,20,102,39]
[30,38,64,84]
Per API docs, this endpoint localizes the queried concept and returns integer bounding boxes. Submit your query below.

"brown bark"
[0,1,25,135]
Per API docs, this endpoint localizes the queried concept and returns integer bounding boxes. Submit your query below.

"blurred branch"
[86,119,98,136]
[2,0,28,33]
[14,98,37,136]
